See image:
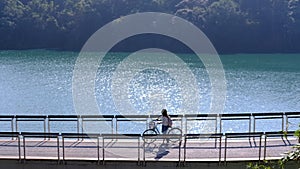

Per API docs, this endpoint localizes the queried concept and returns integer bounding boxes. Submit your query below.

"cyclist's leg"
[161,125,169,143]
[162,125,168,134]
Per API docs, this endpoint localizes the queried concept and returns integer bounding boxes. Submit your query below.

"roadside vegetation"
[247,124,300,169]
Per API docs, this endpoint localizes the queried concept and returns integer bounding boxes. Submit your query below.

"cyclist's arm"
[156,115,162,124]
[156,115,162,121]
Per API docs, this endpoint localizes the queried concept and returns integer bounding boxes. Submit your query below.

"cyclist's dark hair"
[161,109,168,116]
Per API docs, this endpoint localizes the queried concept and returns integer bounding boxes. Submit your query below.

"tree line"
[0,0,300,54]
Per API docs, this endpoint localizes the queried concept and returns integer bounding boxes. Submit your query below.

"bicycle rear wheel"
[142,129,157,143]
[168,127,182,143]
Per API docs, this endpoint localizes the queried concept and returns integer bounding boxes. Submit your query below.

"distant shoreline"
[1,48,300,55]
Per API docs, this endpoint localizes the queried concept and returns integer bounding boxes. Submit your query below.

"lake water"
[0,50,299,133]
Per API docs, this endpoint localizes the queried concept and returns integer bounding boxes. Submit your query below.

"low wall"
[0,159,298,169]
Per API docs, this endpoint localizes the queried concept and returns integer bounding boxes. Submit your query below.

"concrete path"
[0,137,297,162]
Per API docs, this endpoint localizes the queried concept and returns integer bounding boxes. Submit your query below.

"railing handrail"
[224,133,264,140]
[0,115,15,118]
[1,112,299,137]
[265,131,296,136]
[0,131,296,138]
[115,115,151,118]
[185,133,223,138]
[21,132,59,137]
[81,115,114,118]
[0,112,298,119]
[61,133,100,138]
[252,112,285,116]
[0,131,19,136]
[221,113,252,117]
[48,115,79,118]
[16,115,47,119]
[102,133,141,137]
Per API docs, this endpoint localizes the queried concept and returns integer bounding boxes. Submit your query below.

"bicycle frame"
[143,119,182,143]
[148,120,161,134]
[149,120,175,134]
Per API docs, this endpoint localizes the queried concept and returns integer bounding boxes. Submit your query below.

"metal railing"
[61,133,100,164]
[263,131,296,160]
[220,113,252,133]
[0,132,20,160]
[15,115,47,134]
[253,113,285,132]
[48,115,80,136]
[0,112,298,165]
[224,132,263,165]
[0,132,181,165]
[115,115,150,135]
[0,131,298,166]
[0,116,14,133]
[184,114,218,135]
[81,115,114,135]
[102,134,141,165]
[286,112,300,131]
[21,132,60,162]
[1,112,299,135]
[183,133,222,165]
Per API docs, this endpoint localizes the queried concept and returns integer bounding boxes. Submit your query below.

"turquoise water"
[0,50,299,133]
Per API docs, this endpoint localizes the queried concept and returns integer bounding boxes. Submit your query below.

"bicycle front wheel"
[168,128,182,143]
[142,129,157,143]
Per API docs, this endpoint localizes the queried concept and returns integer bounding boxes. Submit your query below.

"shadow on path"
[154,143,169,160]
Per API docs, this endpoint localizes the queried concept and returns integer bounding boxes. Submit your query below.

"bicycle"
[142,119,182,144]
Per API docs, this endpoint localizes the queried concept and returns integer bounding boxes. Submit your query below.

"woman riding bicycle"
[142,109,181,144]
[159,109,172,134]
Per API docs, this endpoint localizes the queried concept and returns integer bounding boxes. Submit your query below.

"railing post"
[249,115,252,143]
[219,134,222,166]
[253,116,256,133]
[219,118,222,134]
[137,136,140,165]
[216,115,219,134]
[217,115,221,146]
[111,117,114,135]
[43,117,46,134]
[281,113,285,132]
[180,115,183,134]
[57,135,60,163]
[81,118,84,136]
[102,137,105,165]
[259,134,262,162]
[11,117,15,140]
[285,113,288,131]
[115,118,118,135]
[48,116,50,133]
[183,136,187,166]
[178,138,182,167]
[43,118,47,140]
[62,136,65,164]
[15,118,18,133]
[18,134,21,162]
[185,116,188,135]
[77,116,80,141]
[11,116,14,132]
[143,139,146,166]
[249,115,252,133]
[224,135,227,165]
[264,134,267,160]
[97,136,100,164]
[23,135,26,163]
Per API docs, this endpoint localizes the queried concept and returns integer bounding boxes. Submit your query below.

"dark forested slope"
[0,0,300,53]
